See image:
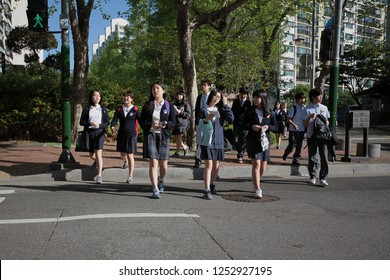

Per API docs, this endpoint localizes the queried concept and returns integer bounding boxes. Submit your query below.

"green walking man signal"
[26,0,48,32]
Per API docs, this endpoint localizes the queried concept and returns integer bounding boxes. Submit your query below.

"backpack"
[134,106,139,137]
[164,99,170,116]
[312,114,333,144]
[286,105,297,130]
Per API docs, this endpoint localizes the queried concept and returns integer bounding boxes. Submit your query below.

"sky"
[47,0,129,66]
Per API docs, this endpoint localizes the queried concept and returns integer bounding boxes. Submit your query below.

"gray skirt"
[143,132,170,161]
[247,138,270,161]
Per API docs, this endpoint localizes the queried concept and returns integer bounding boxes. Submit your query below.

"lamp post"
[294,28,316,88]
[329,0,343,131]
[310,0,316,89]
[290,0,316,89]
[276,33,281,101]
[57,0,76,164]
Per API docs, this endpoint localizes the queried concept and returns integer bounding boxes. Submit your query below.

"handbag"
[196,120,213,146]
[260,129,269,151]
[75,131,90,152]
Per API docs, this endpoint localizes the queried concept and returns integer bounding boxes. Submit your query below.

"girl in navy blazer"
[198,88,234,200]
[140,81,176,199]
[110,91,141,184]
[79,89,110,184]
[246,89,278,198]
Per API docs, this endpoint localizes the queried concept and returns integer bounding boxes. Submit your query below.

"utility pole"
[58,0,75,163]
[276,33,281,101]
[328,0,343,132]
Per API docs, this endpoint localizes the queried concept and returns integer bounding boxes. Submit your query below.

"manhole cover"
[222,194,279,203]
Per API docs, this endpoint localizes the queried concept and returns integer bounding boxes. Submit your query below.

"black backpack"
[312,114,333,144]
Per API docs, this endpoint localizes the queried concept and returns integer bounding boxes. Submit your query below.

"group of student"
[79,79,330,200]
[230,85,331,191]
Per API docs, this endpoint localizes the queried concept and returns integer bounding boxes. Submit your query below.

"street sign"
[60,15,69,29]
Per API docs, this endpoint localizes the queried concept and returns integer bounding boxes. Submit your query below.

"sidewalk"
[1,132,389,181]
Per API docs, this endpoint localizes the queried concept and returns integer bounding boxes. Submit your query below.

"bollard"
[368,144,381,158]
[337,138,351,151]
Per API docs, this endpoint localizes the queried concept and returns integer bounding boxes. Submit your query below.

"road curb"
[2,163,389,183]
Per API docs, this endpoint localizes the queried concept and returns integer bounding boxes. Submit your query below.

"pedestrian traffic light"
[319,29,333,61]
[26,0,48,32]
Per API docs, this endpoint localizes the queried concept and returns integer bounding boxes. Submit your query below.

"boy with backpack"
[302,89,331,186]
[282,92,306,167]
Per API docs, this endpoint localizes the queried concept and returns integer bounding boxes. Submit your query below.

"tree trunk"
[175,0,249,150]
[69,0,93,142]
[176,0,198,150]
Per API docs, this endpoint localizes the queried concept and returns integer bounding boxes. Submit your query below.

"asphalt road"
[0,174,389,260]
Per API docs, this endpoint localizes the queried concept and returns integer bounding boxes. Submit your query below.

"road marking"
[0,190,15,205]
[0,213,200,225]
[0,190,15,195]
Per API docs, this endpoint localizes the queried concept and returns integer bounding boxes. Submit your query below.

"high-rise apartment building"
[279,1,387,95]
[0,0,13,73]
[92,18,129,61]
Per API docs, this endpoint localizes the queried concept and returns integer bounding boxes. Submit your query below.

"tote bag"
[196,120,213,146]
[260,129,269,151]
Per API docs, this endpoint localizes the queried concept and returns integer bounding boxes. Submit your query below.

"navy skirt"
[88,128,105,152]
[116,132,137,154]
[200,146,224,161]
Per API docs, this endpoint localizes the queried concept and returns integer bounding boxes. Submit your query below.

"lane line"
[0,190,15,195]
[0,197,5,204]
[0,213,200,225]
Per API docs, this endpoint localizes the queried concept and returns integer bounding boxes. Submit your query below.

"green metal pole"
[58,0,75,163]
[62,43,71,150]
[328,0,343,132]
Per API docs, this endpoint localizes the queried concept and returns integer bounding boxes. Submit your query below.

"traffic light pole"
[328,0,343,132]
[58,0,75,163]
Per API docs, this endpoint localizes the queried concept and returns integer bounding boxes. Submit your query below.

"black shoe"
[292,160,300,166]
[210,184,217,195]
[282,155,287,161]
[193,162,200,168]
[171,152,180,158]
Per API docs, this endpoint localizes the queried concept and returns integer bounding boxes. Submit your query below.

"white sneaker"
[255,188,263,198]
[320,180,329,186]
[126,176,133,184]
[309,178,316,185]
[96,176,102,184]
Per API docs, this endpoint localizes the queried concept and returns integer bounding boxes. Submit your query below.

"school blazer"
[139,101,176,140]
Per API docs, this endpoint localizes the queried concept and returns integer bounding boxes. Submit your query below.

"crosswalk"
[0,190,15,204]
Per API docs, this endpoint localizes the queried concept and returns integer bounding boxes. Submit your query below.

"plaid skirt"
[200,146,224,161]
[116,132,137,154]
[143,132,170,160]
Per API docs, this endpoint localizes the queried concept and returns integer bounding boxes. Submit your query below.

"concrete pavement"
[0,125,389,183]
[0,175,389,259]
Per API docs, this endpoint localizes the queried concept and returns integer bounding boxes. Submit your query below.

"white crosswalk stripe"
[0,213,200,225]
[0,190,15,205]
[0,190,15,195]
